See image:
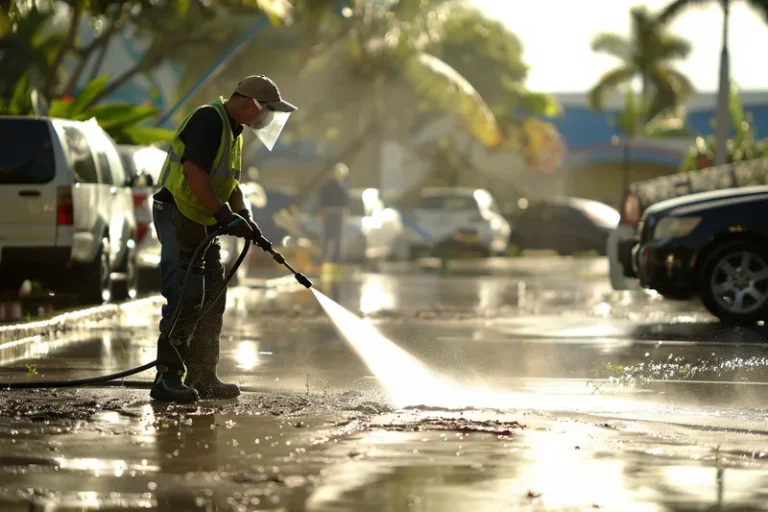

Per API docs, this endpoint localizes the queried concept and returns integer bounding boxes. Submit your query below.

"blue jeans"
[322,211,344,264]
[153,199,227,375]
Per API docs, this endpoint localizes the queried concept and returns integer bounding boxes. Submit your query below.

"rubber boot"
[150,334,198,403]
[150,370,199,403]
[185,368,240,400]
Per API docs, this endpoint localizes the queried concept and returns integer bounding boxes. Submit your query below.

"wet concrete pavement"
[2,256,768,511]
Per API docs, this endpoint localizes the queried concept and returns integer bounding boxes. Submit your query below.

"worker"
[318,162,350,278]
[150,75,296,403]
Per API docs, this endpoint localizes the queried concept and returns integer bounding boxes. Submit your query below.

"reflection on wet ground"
[1,258,768,510]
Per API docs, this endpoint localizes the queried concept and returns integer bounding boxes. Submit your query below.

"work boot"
[150,371,199,403]
[185,370,240,400]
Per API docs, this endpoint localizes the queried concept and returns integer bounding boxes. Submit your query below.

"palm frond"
[404,52,502,148]
[647,66,695,120]
[657,35,692,60]
[746,0,768,24]
[658,0,714,24]
[588,66,636,110]
[591,33,631,61]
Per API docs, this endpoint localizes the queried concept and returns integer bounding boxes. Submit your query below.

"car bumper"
[619,237,638,278]
[608,225,640,291]
[634,241,696,298]
[433,234,487,253]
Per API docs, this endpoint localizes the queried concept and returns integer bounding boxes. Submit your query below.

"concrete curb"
[0,297,165,344]
[0,276,299,345]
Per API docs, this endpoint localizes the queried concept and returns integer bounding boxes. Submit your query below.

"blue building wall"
[550,96,768,168]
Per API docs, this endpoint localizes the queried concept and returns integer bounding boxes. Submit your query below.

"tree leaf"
[122,126,175,146]
[84,103,158,128]
[175,0,191,16]
[69,74,110,115]
[404,52,502,148]
[728,81,745,131]
[518,91,561,118]
[256,0,294,26]
[47,99,72,118]
[9,73,29,115]
[658,0,716,24]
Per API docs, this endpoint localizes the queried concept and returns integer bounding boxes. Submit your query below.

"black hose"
[0,229,247,390]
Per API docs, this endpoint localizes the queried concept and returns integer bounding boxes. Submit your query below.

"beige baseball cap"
[235,75,297,112]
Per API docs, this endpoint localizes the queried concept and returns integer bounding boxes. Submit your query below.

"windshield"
[418,195,477,210]
[0,119,55,185]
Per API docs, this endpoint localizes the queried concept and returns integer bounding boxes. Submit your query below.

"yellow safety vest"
[159,97,243,226]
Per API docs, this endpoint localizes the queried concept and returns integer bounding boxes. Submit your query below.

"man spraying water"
[151,75,297,403]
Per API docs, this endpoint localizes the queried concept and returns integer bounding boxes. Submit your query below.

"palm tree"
[0,6,65,101]
[299,0,504,148]
[589,5,694,126]
[659,0,768,166]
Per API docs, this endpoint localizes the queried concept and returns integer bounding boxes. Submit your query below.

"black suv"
[633,186,768,325]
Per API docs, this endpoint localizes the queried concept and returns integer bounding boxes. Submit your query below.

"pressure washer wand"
[254,234,313,289]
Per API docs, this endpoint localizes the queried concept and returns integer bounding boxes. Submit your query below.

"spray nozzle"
[295,273,312,289]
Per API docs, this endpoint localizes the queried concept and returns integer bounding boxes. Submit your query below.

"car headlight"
[653,216,702,240]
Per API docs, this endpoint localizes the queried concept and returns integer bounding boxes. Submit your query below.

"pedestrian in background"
[318,162,350,279]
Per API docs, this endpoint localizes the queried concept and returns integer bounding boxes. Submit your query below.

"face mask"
[248,102,292,151]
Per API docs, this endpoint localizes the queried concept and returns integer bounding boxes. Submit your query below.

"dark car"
[622,185,768,279]
[633,188,768,324]
[511,197,619,255]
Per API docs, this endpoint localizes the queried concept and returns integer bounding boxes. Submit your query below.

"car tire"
[698,240,768,325]
[79,237,112,306]
[112,242,138,301]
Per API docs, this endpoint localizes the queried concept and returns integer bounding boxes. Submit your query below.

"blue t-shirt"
[318,179,349,209]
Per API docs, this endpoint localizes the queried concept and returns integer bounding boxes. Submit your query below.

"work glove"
[237,208,263,240]
[213,204,252,239]
[238,208,273,251]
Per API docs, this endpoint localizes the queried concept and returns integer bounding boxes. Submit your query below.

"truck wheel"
[112,242,138,301]
[698,240,768,325]
[79,237,112,306]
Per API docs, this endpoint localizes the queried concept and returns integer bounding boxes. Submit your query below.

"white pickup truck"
[0,116,137,304]
[608,156,768,290]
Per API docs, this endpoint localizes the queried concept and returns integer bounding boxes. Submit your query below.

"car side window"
[95,152,114,185]
[102,136,127,186]
[62,126,100,184]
